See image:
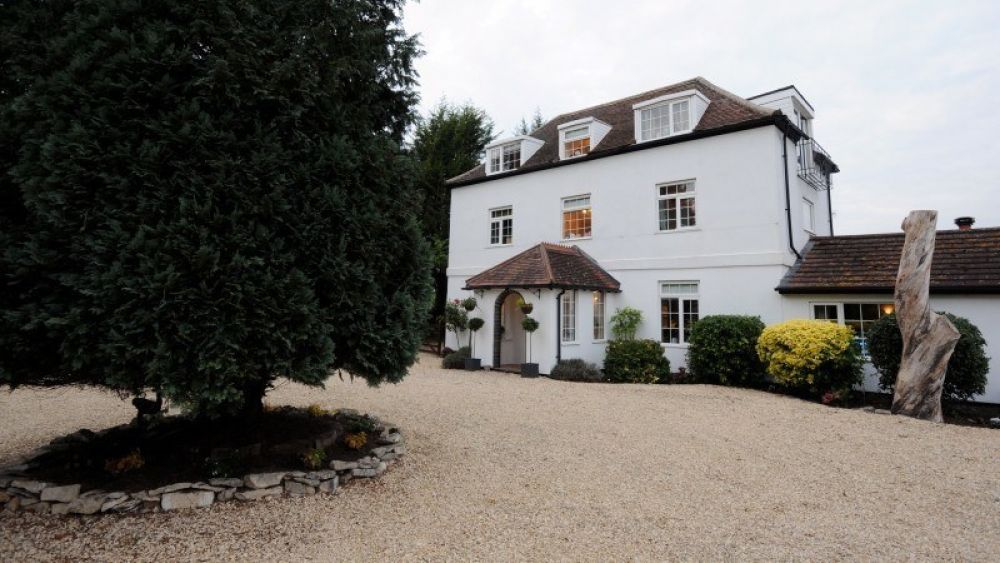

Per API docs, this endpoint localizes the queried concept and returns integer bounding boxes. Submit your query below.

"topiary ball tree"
[0,1,432,417]
[686,315,766,387]
[869,312,988,402]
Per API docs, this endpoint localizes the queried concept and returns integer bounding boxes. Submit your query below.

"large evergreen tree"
[0,0,432,415]
[411,101,493,332]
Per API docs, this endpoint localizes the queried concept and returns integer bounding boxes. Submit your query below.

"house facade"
[444,77,1000,403]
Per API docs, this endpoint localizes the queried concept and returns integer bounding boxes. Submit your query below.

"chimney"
[955,216,975,231]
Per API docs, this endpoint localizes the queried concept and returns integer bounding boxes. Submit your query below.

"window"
[640,99,691,141]
[486,142,521,174]
[802,198,815,232]
[592,291,605,341]
[489,207,513,245]
[561,291,577,342]
[563,126,591,158]
[813,304,838,322]
[657,181,696,231]
[811,302,895,357]
[660,282,699,344]
[562,195,592,240]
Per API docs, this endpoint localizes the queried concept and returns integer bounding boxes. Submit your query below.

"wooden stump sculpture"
[891,210,960,422]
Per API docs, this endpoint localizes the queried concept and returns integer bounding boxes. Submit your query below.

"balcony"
[796,139,839,190]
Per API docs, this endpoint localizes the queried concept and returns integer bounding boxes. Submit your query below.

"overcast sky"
[404,0,1000,235]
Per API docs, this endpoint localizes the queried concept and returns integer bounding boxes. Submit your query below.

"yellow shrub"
[344,432,367,450]
[306,404,332,417]
[756,320,862,394]
[105,448,145,475]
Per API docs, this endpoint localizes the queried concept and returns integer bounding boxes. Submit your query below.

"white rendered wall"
[780,294,1000,404]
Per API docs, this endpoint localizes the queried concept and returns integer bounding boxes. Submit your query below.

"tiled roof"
[464,243,621,292]
[448,77,785,186]
[777,228,1000,294]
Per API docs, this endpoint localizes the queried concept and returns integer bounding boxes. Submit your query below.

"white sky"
[403,0,1000,235]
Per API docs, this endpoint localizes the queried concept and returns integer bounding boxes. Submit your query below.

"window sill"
[486,243,513,249]
[561,236,592,242]
[561,341,579,347]
[660,342,689,348]
[592,339,607,344]
[656,227,700,234]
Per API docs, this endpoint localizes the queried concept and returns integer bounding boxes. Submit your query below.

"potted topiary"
[465,317,485,370]
[517,297,533,315]
[461,296,477,312]
[521,316,540,377]
[445,300,468,352]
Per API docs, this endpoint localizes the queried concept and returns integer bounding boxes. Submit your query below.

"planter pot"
[464,358,482,371]
[519,303,534,314]
[520,363,539,377]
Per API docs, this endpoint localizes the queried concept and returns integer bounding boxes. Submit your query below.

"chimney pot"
[955,216,975,230]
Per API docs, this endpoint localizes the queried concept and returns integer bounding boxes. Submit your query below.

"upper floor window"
[563,126,591,158]
[640,99,691,141]
[657,181,696,231]
[802,198,815,232]
[561,291,577,342]
[487,142,521,174]
[562,195,592,240]
[661,281,699,344]
[489,206,513,246]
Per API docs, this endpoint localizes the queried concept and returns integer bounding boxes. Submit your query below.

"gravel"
[2,353,999,561]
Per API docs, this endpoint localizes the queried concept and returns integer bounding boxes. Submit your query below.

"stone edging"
[0,421,405,516]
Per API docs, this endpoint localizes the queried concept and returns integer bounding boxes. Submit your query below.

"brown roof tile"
[448,77,781,186]
[778,228,1000,294]
[464,243,621,292]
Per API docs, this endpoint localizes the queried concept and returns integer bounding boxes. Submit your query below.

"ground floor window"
[660,282,699,344]
[592,291,605,341]
[811,302,895,356]
[561,291,577,342]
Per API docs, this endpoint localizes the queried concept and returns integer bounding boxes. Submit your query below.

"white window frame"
[592,291,605,341]
[561,126,591,159]
[802,198,815,233]
[561,290,577,343]
[638,99,692,141]
[486,142,521,174]
[660,281,699,346]
[561,194,592,241]
[810,301,896,358]
[489,206,513,246]
[657,180,697,232]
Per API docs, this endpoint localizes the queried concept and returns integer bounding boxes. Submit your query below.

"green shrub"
[756,320,862,396]
[442,346,471,369]
[550,359,604,382]
[609,307,643,340]
[603,339,670,384]
[686,315,766,387]
[869,313,988,401]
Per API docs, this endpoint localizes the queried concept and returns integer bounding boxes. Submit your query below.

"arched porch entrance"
[493,289,526,369]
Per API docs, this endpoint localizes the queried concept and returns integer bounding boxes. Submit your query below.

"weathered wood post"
[891,210,960,422]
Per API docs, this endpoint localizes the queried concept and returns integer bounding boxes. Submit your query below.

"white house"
[444,77,1000,403]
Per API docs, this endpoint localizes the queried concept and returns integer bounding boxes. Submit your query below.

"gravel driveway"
[2,353,999,561]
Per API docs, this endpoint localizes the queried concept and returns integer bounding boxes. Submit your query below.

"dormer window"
[557,117,611,160]
[484,136,544,176]
[563,127,590,158]
[487,142,521,174]
[633,90,710,143]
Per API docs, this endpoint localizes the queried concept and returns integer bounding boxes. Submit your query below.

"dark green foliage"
[468,318,485,332]
[521,317,539,332]
[686,315,766,387]
[444,301,468,345]
[603,339,671,384]
[869,313,989,401]
[442,347,470,369]
[513,108,544,136]
[549,359,603,382]
[0,1,432,416]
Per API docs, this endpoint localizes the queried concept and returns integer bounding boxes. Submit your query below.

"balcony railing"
[796,139,838,190]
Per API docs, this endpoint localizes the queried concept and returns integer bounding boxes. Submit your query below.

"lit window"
[811,302,895,357]
[660,282,699,344]
[563,126,591,158]
[561,291,577,342]
[802,198,815,232]
[657,181,696,231]
[489,207,513,245]
[486,142,521,174]
[592,291,605,341]
[562,195,592,240]
[640,99,692,141]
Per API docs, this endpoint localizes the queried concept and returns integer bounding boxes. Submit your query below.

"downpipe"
[782,132,802,260]
[555,289,566,364]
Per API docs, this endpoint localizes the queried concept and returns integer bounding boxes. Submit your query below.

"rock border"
[0,419,405,516]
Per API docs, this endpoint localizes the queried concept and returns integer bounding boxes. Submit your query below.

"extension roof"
[464,243,621,292]
[448,77,799,187]
[777,228,1000,294]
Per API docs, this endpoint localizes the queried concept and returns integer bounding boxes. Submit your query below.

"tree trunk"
[891,210,960,422]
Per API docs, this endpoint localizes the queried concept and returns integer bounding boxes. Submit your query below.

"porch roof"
[464,243,621,292]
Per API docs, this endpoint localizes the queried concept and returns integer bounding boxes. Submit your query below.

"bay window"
[592,291,605,341]
[561,291,577,343]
